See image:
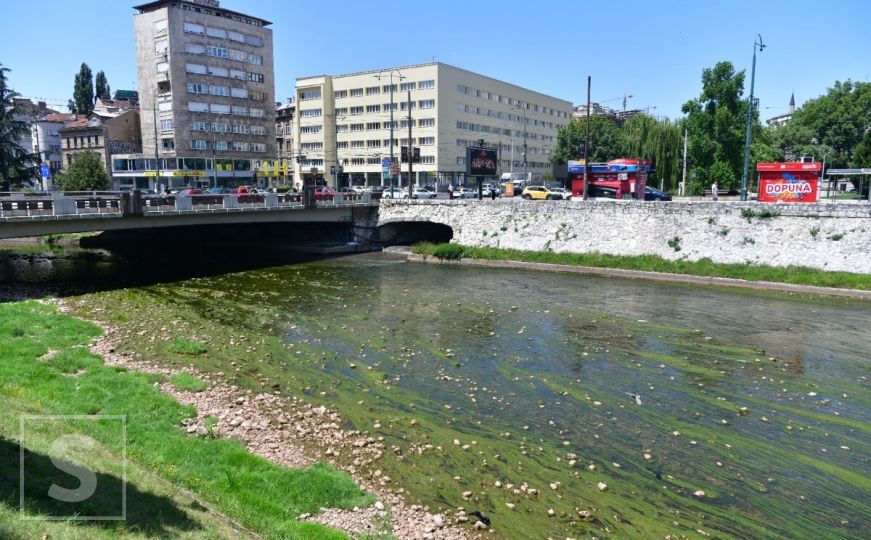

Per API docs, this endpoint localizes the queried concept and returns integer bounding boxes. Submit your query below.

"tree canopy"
[0,63,38,190]
[70,63,94,116]
[95,71,111,102]
[55,150,110,191]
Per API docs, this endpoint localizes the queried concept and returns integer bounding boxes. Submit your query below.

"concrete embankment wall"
[378,200,871,274]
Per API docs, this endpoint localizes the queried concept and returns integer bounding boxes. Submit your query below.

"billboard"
[466,147,498,177]
[756,162,820,203]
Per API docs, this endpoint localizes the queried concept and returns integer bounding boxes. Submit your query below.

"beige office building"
[293,62,572,188]
[131,0,275,187]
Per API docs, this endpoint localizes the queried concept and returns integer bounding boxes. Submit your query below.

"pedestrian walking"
[711,181,719,201]
[490,185,497,200]
[448,183,454,200]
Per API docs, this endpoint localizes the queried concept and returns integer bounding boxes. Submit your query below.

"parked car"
[313,186,335,201]
[482,182,501,198]
[548,187,572,200]
[207,187,227,195]
[521,185,562,200]
[644,187,672,201]
[412,187,437,199]
[381,187,405,199]
[177,188,204,196]
[453,187,477,199]
[587,185,619,199]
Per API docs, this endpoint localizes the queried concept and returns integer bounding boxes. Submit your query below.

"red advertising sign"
[756,162,819,203]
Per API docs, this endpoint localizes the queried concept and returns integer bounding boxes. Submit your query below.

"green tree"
[71,63,94,116]
[681,61,748,194]
[622,115,684,191]
[55,150,109,191]
[552,114,626,165]
[0,63,38,190]
[95,70,111,101]
[853,131,871,168]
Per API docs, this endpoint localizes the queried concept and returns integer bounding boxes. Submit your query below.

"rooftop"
[132,0,272,26]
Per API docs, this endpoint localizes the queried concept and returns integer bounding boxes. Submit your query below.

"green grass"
[170,337,208,356]
[0,301,372,539]
[170,372,210,392]
[414,242,871,290]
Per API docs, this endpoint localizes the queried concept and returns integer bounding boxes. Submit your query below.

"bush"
[169,337,207,355]
[431,243,465,260]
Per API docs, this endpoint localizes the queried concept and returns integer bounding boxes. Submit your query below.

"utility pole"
[153,93,160,192]
[681,127,687,197]
[376,70,405,190]
[407,90,413,199]
[522,104,528,183]
[583,76,591,201]
[740,34,765,201]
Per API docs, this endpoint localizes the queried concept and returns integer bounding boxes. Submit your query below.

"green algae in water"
[66,258,871,539]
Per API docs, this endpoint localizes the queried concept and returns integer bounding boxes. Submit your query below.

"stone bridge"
[378,199,871,274]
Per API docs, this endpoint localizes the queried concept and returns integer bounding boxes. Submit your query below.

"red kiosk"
[756,162,821,203]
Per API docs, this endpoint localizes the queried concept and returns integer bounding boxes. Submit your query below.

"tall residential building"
[131,0,275,188]
[275,98,295,183]
[293,62,573,188]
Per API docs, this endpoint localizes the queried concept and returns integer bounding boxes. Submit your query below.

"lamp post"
[740,34,765,202]
[375,69,405,190]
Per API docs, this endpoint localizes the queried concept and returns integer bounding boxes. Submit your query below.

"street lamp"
[375,69,405,190]
[740,34,765,202]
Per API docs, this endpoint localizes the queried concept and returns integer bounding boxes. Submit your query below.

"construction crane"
[600,93,634,112]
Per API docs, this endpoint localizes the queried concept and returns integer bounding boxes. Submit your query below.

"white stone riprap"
[378,200,871,274]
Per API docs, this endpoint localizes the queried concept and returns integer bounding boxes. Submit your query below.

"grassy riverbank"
[413,243,871,290]
[0,301,371,539]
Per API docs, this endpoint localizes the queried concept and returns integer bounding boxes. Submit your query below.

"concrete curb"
[406,253,871,300]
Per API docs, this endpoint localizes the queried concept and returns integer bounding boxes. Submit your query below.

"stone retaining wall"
[378,200,871,274]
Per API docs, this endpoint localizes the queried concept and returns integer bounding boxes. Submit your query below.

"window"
[185,42,205,54]
[245,35,263,47]
[300,90,321,101]
[209,66,229,77]
[230,69,246,80]
[367,140,380,148]
[209,85,230,96]
[335,107,348,115]
[421,155,435,164]
[337,141,348,149]
[350,123,364,132]
[247,72,264,83]
[207,46,228,58]
[158,99,172,111]
[400,82,416,92]
[191,139,208,149]
[233,141,250,151]
[162,138,174,150]
[155,39,168,53]
[184,22,205,35]
[383,103,397,111]
[334,90,347,99]
[249,108,265,118]
[206,26,227,38]
[214,140,229,150]
[154,19,168,33]
[228,49,246,61]
[187,82,207,94]
[301,125,323,134]
[247,54,263,65]
[366,104,381,113]
[250,90,265,101]
[419,79,435,89]
[400,101,415,111]
[249,125,266,135]
[232,106,249,116]
[189,121,210,131]
[350,88,363,97]
[335,124,347,133]
[186,63,207,74]
[350,106,363,115]
[301,142,323,150]
[366,86,380,95]
[228,30,245,42]
[232,124,250,134]
[419,137,435,146]
[211,122,230,132]
[157,61,169,73]
[418,118,435,127]
[251,143,266,152]
[350,140,364,149]
[231,87,248,99]
[366,122,381,130]
[211,103,231,114]
[382,84,397,93]
[300,108,321,118]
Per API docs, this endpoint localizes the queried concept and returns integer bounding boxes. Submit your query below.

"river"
[2,244,868,539]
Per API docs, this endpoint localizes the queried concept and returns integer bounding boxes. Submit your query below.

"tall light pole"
[375,69,405,190]
[740,34,765,201]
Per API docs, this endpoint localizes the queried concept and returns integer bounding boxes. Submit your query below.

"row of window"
[332,117,434,132]
[340,138,435,149]
[456,84,570,119]
[188,101,266,117]
[114,157,262,173]
[455,121,556,142]
[333,80,434,99]
[454,138,552,156]
[342,155,436,166]
[188,121,266,135]
[184,63,265,83]
[190,139,267,152]
[456,103,558,129]
[177,21,264,46]
[187,83,258,100]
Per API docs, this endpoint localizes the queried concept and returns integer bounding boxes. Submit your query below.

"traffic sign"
[381,158,391,168]
[40,163,51,179]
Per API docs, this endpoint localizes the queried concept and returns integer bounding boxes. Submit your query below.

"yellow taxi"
[521,185,561,200]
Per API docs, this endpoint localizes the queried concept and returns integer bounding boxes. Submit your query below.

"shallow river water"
[3,247,869,539]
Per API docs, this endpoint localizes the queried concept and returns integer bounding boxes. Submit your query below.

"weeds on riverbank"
[0,301,370,539]
[170,336,208,356]
[414,242,871,290]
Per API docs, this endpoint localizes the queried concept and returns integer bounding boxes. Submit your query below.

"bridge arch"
[377,219,453,245]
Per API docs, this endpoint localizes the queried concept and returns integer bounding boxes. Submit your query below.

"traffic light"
[412,147,421,163]
[401,146,409,163]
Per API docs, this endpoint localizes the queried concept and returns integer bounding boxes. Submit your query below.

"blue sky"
[2,0,868,120]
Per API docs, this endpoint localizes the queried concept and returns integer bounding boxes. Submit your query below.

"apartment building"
[275,98,295,183]
[131,0,275,188]
[60,99,141,176]
[293,62,573,188]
